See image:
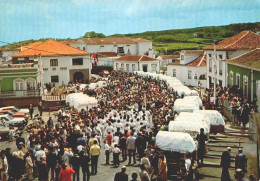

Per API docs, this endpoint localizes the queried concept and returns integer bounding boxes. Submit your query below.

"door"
[15,82,23,91]
[73,72,84,83]
[143,65,148,72]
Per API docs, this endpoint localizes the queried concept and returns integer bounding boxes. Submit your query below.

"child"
[113,144,121,168]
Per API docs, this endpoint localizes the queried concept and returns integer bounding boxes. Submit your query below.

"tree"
[83,31,105,38]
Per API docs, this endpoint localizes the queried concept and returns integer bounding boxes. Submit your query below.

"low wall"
[0,97,40,108]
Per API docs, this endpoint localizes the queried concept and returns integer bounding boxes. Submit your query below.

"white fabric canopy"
[156,131,196,153]
[65,93,98,111]
[168,121,208,137]
[176,112,210,133]
[173,98,199,113]
[183,96,203,107]
[193,110,225,126]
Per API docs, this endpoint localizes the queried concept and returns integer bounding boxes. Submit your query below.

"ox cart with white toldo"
[65,93,98,111]
[194,110,225,133]
[156,131,197,180]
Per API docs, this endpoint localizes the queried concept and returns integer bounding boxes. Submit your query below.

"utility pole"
[213,41,217,105]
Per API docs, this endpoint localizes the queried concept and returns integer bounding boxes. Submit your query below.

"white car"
[0,115,26,126]
[0,106,29,114]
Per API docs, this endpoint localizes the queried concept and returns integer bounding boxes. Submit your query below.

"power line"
[0,40,88,57]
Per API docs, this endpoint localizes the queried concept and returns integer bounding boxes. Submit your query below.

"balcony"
[0,90,40,98]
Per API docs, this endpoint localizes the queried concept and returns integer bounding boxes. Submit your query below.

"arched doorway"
[73,72,84,83]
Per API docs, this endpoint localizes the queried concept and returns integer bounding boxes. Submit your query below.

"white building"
[167,50,206,87]
[203,30,260,88]
[157,55,180,68]
[12,39,91,86]
[0,48,19,63]
[114,55,160,73]
[94,52,119,66]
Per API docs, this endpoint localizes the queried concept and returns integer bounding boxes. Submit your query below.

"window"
[14,79,24,91]
[83,47,85,50]
[121,63,124,71]
[126,64,130,71]
[209,59,212,72]
[181,55,184,61]
[50,59,58,66]
[60,67,67,70]
[230,71,233,86]
[151,64,157,71]
[117,47,124,54]
[172,69,176,77]
[51,76,59,83]
[26,78,36,90]
[219,61,223,75]
[132,64,135,71]
[72,58,83,65]
[100,45,104,47]
[236,73,240,88]
[188,70,192,79]
[219,54,223,60]
[43,68,48,71]
[126,45,130,46]
[208,53,212,58]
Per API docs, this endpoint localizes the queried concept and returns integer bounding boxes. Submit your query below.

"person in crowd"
[25,151,34,181]
[104,140,111,165]
[58,162,75,181]
[0,150,8,181]
[126,132,136,166]
[130,172,138,181]
[113,144,121,168]
[158,155,167,181]
[38,156,48,181]
[71,151,80,181]
[234,168,248,181]
[114,165,128,181]
[139,164,150,181]
[196,128,207,166]
[79,151,90,181]
[89,140,100,174]
[38,101,43,117]
[29,104,34,120]
[235,148,247,173]
[221,147,232,181]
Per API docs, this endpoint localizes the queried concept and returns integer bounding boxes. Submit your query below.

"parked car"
[0,106,29,118]
[0,121,10,139]
[0,115,26,126]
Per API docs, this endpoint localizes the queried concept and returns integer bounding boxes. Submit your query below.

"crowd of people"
[0,71,256,181]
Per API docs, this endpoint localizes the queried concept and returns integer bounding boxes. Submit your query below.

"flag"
[96,54,99,63]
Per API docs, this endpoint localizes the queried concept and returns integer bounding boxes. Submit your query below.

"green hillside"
[108,22,260,54]
[1,22,260,55]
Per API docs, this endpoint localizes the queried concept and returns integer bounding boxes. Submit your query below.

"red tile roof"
[203,31,260,50]
[159,55,180,60]
[62,40,81,45]
[81,37,135,45]
[12,39,90,57]
[96,52,118,57]
[226,48,260,70]
[132,38,151,42]
[116,55,156,62]
[186,51,206,66]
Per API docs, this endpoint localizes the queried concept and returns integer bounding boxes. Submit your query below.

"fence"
[0,90,40,98]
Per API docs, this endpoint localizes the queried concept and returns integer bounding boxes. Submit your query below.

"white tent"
[168,121,208,137]
[173,98,199,113]
[175,112,210,133]
[65,93,98,111]
[193,110,225,126]
[156,131,196,153]
[183,96,203,107]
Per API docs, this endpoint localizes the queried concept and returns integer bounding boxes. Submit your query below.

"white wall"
[205,50,249,88]
[1,50,19,62]
[167,65,207,88]
[86,44,137,55]
[180,52,200,65]
[136,42,152,55]
[39,55,90,86]
[94,57,115,66]
[114,60,160,73]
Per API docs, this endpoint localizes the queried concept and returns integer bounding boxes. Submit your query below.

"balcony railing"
[42,94,67,101]
[0,89,40,98]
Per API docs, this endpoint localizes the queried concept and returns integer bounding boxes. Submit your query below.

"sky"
[0,0,259,45]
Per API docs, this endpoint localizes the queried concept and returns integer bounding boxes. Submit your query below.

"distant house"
[0,48,19,63]
[203,30,260,88]
[12,39,91,86]
[94,52,119,66]
[63,37,154,67]
[157,55,180,68]
[167,50,206,87]
[114,55,159,73]
[226,48,260,101]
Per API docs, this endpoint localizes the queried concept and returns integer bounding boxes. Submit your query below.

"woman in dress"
[158,155,167,181]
